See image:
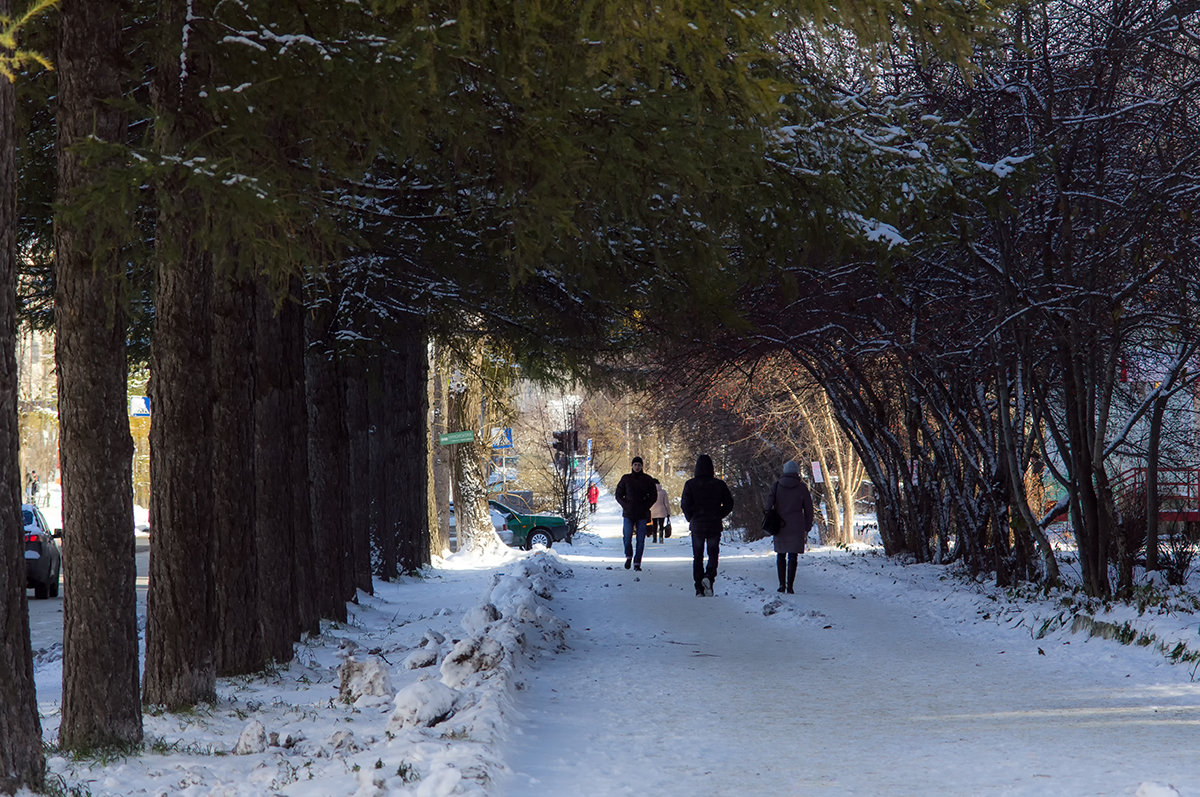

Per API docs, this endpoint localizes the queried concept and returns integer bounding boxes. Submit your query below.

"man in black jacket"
[614,456,657,570]
[680,453,734,596]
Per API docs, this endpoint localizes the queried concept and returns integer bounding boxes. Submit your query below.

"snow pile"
[32,550,571,797]
[373,552,572,795]
[339,656,396,706]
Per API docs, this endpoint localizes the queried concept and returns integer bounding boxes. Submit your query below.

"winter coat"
[650,484,671,519]
[680,454,734,536]
[614,470,657,519]
[587,484,599,504]
[767,474,814,554]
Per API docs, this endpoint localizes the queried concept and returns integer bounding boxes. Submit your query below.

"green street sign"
[439,430,475,445]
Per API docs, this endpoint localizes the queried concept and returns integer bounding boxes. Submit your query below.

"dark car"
[23,503,61,599]
[487,499,574,550]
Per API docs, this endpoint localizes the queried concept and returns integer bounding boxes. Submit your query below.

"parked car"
[487,499,574,549]
[22,503,61,599]
[447,501,514,547]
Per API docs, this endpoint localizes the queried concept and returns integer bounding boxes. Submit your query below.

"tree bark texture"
[1059,338,1111,596]
[54,0,142,750]
[211,274,263,674]
[254,287,298,663]
[342,355,373,595]
[447,342,503,554]
[282,294,317,638]
[143,241,216,706]
[387,330,430,573]
[429,350,450,555]
[368,354,398,580]
[0,13,46,785]
[143,0,216,708]
[305,302,349,622]
[996,367,1060,584]
[1144,395,1167,573]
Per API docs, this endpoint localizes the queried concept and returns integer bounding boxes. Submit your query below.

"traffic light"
[552,430,578,453]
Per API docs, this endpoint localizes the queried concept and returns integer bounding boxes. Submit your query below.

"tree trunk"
[839,477,856,546]
[254,286,297,663]
[1144,394,1166,572]
[367,354,396,579]
[211,273,262,675]
[143,0,216,708]
[390,329,430,573]
[305,299,349,622]
[1061,342,1110,596]
[55,0,142,750]
[0,15,46,784]
[430,347,451,555]
[996,363,1060,584]
[342,355,373,595]
[283,294,317,637]
[448,341,504,554]
[143,220,216,707]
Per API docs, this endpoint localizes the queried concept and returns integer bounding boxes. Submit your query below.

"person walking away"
[614,456,657,570]
[649,479,670,543]
[680,454,734,596]
[29,469,39,505]
[766,460,814,594]
[587,481,599,514]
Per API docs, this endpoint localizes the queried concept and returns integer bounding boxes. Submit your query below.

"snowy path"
[500,491,1200,796]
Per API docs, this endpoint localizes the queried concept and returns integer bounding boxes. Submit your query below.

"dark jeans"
[623,516,648,564]
[692,531,720,587]
[650,517,665,543]
[776,552,798,587]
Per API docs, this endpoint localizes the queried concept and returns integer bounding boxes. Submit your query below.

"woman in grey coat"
[765,461,814,593]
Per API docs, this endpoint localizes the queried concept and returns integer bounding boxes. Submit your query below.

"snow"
[23,486,1200,795]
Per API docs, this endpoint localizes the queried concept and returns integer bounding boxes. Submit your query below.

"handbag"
[761,507,783,535]
[665,519,672,538]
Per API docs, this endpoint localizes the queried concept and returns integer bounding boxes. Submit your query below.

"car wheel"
[48,565,60,598]
[526,528,553,550]
[33,580,48,600]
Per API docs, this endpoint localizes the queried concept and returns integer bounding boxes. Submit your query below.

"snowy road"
[500,493,1200,796]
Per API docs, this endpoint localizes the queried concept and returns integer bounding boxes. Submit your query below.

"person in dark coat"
[614,456,657,570]
[766,460,814,594]
[680,453,734,596]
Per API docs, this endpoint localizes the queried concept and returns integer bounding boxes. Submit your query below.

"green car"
[488,499,574,550]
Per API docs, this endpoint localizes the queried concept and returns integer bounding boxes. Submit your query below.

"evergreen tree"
[142,0,218,710]
[0,0,47,788]
[55,0,142,751]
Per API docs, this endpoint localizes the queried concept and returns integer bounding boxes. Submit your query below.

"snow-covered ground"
[22,485,1200,795]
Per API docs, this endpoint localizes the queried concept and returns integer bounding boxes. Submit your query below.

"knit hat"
[783,460,800,476]
[631,456,643,465]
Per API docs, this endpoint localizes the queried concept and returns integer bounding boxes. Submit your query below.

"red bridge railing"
[1114,467,1200,523]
